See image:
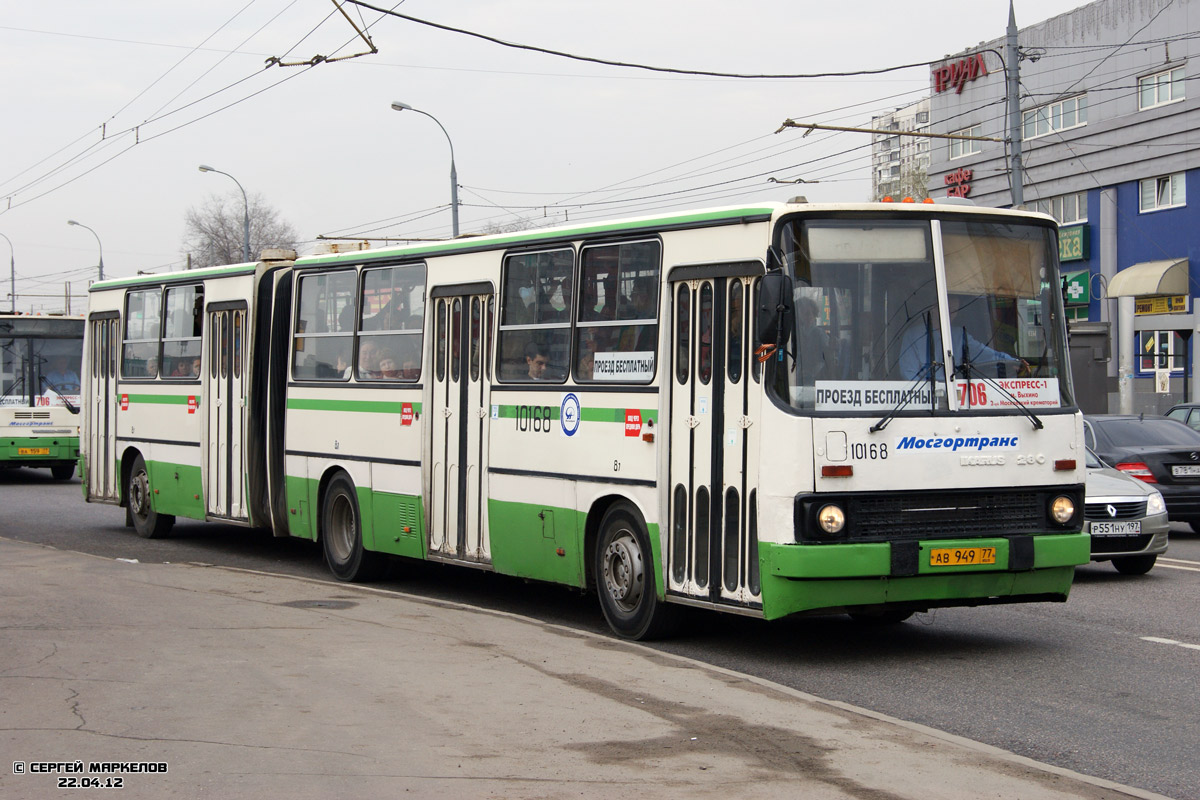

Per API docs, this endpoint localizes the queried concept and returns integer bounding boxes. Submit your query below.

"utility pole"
[1006,1,1024,208]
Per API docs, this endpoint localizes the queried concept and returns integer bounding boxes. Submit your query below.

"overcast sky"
[0,0,1089,312]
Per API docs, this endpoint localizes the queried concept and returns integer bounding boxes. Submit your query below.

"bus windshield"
[0,320,84,407]
[775,215,1072,414]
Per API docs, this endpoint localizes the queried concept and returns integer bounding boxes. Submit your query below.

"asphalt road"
[4,468,1198,799]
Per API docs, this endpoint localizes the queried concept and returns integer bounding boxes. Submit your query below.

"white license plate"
[1171,464,1200,477]
[1090,520,1141,536]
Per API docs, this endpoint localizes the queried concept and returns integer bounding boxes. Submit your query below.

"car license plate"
[18,447,50,456]
[930,546,996,566]
[1172,464,1200,477]
[1090,520,1141,536]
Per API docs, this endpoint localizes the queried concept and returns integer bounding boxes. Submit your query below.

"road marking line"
[1159,557,1200,566]
[1142,636,1200,651]
[1156,562,1200,573]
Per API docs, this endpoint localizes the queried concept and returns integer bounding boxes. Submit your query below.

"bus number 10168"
[515,405,553,433]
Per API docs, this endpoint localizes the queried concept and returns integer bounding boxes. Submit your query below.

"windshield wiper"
[872,311,941,433]
[0,373,24,404]
[958,333,1042,430]
[38,375,79,414]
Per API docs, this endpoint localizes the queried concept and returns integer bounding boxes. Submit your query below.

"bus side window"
[498,249,572,382]
[292,271,355,381]
[122,288,162,379]
[359,264,426,382]
[577,240,660,383]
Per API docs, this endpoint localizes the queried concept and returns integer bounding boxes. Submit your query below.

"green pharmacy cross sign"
[1063,270,1090,305]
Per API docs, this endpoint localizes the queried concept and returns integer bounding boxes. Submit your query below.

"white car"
[1084,447,1169,574]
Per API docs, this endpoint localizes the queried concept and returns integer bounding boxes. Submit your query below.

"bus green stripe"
[491,404,657,424]
[287,398,423,414]
[124,394,192,405]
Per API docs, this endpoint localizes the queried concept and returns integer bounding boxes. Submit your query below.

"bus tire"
[51,464,75,481]
[321,472,383,582]
[128,454,174,539]
[595,503,679,641]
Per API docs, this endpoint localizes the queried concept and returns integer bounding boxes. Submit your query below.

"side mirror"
[756,271,794,348]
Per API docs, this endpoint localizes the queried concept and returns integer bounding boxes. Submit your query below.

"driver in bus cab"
[44,355,80,391]
[899,294,1028,379]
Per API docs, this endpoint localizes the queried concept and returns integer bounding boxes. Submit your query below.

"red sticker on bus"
[188,396,197,414]
[401,402,414,426]
[120,394,129,411]
[624,409,641,437]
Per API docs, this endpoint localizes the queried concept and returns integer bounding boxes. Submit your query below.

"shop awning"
[1106,258,1188,297]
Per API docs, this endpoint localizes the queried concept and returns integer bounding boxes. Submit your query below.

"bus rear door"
[86,313,120,501]
[205,303,248,520]
[668,269,762,608]
[428,284,493,563]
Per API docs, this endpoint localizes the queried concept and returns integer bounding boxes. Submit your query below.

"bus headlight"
[816,504,846,535]
[1050,495,1076,524]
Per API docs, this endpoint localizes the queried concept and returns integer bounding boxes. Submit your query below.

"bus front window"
[775,215,1070,414]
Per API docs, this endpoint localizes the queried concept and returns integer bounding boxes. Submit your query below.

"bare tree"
[182,192,300,268]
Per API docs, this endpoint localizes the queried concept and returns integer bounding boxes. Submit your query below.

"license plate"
[18,447,50,456]
[930,546,997,566]
[1090,520,1141,536]
[1171,464,1200,477]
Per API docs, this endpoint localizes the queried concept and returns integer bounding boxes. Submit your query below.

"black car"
[1084,414,1200,531]
[1166,402,1200,432]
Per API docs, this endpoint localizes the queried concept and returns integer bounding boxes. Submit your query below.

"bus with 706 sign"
[79,199,1089,639]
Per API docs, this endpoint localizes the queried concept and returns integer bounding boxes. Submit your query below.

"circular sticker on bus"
[560,393,581,437]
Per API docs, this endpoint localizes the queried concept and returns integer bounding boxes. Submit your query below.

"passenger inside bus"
[525,340,550,380]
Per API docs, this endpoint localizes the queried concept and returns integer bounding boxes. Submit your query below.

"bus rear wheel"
[321,473,383,582]
[595,503,679,641]
[127,454,174,539]
[51,464,75,481]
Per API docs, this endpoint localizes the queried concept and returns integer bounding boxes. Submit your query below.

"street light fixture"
[198,164,251,262]
[0,232,14,312]
[67,220,104,283]
[390,101,460,238]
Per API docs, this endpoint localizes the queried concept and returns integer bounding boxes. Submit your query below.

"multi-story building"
[926,0,1199,414]
[870,98,931,201]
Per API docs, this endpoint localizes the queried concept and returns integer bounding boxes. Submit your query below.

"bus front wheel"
[321,473,383,582]
[595,503,679,641]
[127,455,174,539]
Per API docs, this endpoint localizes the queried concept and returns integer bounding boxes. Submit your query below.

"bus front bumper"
[2,435,79,466]
[757,533,1090,621]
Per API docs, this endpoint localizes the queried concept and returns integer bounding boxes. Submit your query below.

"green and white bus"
[2,313,84,480]
[80,200,1090,639]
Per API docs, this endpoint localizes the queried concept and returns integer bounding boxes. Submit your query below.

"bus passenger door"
[668,274,761,607]
[205,304,248,520]
[86,314,120,502]
[428,288,492,563]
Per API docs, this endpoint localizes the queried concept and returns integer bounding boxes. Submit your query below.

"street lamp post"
[198,164,251,262]
[66,220,104,283]
[0,232,14,312]
[390,101,459,238]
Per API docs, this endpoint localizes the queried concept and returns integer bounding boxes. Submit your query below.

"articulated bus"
[80,200,1090,639]
[2,313,84,480]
